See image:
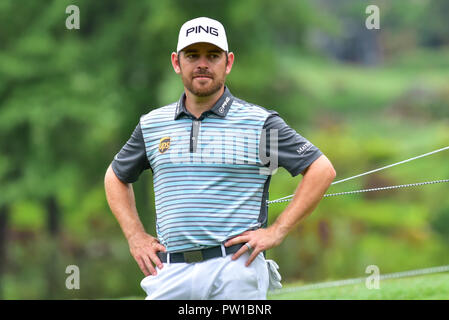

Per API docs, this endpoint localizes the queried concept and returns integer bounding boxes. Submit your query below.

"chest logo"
[159,137,171,153]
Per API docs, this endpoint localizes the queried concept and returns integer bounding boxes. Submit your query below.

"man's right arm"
[104,164,146,241]
[104,122,165,276]
[104,165,165,276]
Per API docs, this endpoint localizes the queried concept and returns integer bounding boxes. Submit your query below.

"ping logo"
[219,96,230,113]
[159,137,171,153]
[186,25,219,37]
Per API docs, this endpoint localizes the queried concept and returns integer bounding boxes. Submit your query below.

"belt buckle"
[183,250,203,263]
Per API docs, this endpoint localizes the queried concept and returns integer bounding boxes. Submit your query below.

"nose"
[196,54,210,69]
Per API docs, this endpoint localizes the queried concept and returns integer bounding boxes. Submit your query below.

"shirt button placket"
[190,120,201,153]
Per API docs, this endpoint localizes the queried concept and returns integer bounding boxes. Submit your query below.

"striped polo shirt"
[111,87,322,253]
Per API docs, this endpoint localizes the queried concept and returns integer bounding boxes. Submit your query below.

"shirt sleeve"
[111,122,151,183]
[260,111,323,177]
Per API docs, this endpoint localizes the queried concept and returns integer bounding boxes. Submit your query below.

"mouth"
[193,75,213,80]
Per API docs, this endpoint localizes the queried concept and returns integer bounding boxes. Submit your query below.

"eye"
[185,53,198,60]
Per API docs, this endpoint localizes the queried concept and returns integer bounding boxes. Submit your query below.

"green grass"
[120,273,449,300]
[268,273,449,300]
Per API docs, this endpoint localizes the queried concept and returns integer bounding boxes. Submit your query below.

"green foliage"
[269,273,449,300]
[1,0,449,299]
[430,202,449,241]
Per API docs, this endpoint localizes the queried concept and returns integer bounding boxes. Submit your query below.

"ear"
[225,52,234,75]
[171,52,181,74]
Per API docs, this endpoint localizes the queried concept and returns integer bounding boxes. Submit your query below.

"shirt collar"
[174,86,234,120]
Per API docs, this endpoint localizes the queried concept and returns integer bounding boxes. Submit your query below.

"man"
[104,17,336,300]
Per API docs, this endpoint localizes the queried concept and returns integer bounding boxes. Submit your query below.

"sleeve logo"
[296,142,312,155]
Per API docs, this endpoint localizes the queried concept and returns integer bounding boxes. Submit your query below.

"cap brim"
[178,42,227,53]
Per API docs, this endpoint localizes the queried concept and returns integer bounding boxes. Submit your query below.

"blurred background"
[0,0,448,299]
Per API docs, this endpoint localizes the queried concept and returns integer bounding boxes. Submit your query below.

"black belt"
[157,244,244,263]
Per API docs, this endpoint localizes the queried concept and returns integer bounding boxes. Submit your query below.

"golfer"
[104,17,336,300]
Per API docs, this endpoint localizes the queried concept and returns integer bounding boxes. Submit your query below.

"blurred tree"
[0,206,8,299]
[419,0,449,47]
[3,0,447,299]
[0,0,336,298]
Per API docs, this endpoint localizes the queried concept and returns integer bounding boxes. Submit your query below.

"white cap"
[177,17,228,52]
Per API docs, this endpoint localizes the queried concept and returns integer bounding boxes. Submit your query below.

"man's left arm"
[224,112,336,266]
[225,154,335,266]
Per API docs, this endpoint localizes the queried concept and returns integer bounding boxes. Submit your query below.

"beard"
[181,68,225,97]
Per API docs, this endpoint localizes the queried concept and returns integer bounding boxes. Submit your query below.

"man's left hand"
[224,226,284,267]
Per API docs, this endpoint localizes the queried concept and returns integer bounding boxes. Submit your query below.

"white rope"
[268,179,449,204]
[331,146,449,186]
[268,146,449,204]
[265,146,449,296]
[269,265,449,295]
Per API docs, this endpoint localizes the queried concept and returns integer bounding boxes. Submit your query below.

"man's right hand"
[127,232,166,276]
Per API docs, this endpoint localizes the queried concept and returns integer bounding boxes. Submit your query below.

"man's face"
[172,42,234,97]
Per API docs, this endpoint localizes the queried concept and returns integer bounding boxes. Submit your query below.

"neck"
[184,86,225,119]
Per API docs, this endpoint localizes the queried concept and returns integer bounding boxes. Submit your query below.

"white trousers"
[140,249,269,300]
